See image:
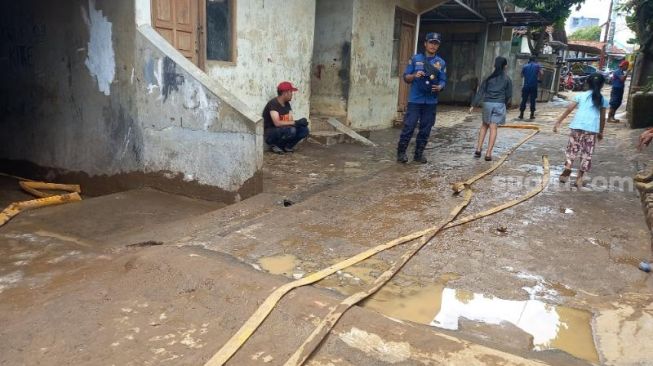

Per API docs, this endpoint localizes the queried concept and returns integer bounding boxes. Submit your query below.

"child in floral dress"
[553,73,608,187]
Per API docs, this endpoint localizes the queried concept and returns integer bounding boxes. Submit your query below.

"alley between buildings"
[1,99,652,365]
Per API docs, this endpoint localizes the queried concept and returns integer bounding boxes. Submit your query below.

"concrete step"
[308,116,374,146]
[308,115,338,132]
[309,130,347,146]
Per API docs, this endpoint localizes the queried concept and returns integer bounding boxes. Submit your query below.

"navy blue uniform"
[520,61,541,114]
[610,68,626,110]
[398,53,447,152]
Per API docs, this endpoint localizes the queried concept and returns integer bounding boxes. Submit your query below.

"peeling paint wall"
[82,0,115,96]
[0,0,141,175]
[135,31,262,194]
[310,0,353,118]
[206,0,316,121]
[347,0,420,130]
[0,0,262,202]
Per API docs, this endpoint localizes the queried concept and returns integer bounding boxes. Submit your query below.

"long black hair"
[586,73,605,109]
[484,56,508,91]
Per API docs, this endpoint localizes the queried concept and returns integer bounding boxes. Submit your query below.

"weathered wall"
[206,0,316,121]
[420,23,484,104]
[347,0,421,130]
[0,0,263,202]
[0,0,141,175]
[482,27,513,102]
[482,26,513,75]
[310,0,354,118]
[134,27,262,199]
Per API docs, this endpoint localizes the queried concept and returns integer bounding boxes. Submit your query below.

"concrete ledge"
[629,92,653,129]
[0,158,262,203]
[310,131,346,146]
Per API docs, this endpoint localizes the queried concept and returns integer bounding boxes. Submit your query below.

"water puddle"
[361,273,460,325]
[362,280,597,363]
[433,288,598,363]
[256,254,597,363]
[257,254,299,276]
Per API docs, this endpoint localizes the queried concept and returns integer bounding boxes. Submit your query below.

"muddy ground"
[1,98,652,365]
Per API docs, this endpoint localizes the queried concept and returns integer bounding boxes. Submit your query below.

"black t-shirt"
[262,98,292,133]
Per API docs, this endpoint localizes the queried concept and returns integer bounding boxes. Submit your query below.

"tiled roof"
[567,40,627,54]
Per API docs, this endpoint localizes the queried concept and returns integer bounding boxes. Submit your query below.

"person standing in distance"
[608,60,629,123]
[396,32,447,164]
[519,56,543,120]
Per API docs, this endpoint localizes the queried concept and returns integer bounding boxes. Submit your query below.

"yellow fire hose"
[204,124,547,366]
[285,156,549,366]
[0,180,82,227]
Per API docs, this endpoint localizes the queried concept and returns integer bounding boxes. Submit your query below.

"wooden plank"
[326,117,377,147]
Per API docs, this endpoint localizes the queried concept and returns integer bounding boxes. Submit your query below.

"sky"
[564,0,636,51]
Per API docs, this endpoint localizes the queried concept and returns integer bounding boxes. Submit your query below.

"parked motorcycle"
[559,72,574,91]
[572,75,588,91]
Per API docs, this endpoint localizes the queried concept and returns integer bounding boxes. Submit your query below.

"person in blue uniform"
[396,32,447,164]
[608,60,629,123]
[519,56,543,120]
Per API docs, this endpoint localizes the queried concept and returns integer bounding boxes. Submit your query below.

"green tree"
[621,0,653,53]
[568,25,602,41]
[620,0,653,89]
[512,0,587,54]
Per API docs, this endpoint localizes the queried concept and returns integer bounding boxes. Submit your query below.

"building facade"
[0,0,534,203]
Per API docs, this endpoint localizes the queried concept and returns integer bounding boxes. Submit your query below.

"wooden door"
[396,9,417,113]
[152,0,201,67]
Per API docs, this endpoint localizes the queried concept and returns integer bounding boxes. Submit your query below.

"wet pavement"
[1,97,653,365]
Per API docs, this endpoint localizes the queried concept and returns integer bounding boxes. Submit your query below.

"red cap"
[620,60,630,69]
[277,81,298,92]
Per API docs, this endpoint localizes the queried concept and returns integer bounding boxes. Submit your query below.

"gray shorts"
[482,102,507,125]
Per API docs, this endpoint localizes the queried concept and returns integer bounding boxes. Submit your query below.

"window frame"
[201,0,238,67]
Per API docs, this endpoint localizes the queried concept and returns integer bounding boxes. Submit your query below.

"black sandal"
[559,168,572,183]
[485,156,492,161]
[474,150,482,158]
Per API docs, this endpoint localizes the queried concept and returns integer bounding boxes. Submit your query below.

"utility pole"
[603,0,613,43]
[608,0,618,47]
[600,0,614,69]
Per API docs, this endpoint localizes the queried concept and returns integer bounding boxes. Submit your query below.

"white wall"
[310,0,354,118]
[347,0,424,130]
[206,0,316,121]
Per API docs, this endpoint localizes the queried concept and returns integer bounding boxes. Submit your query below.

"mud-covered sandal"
[559,168,572,183]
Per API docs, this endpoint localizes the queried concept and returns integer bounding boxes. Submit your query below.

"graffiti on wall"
[0,12,46,72]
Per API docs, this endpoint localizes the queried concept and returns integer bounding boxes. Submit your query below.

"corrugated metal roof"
[421,0,549,25]
[503,11,549,26]
[421,0,506,22]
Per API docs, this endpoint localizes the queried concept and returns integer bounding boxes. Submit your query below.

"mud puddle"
[433,288,598,363]
[258,254,300,277]
[363,278,597,364]
[361,273,461,325]
[325,264,597,363]
[256,255,598,363]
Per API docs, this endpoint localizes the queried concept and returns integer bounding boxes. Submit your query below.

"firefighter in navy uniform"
[397,32,447,164]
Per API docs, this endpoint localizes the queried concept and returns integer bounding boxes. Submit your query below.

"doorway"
[395,8,418,113]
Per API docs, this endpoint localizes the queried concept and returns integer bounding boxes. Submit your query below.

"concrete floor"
[1,99,652,365]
